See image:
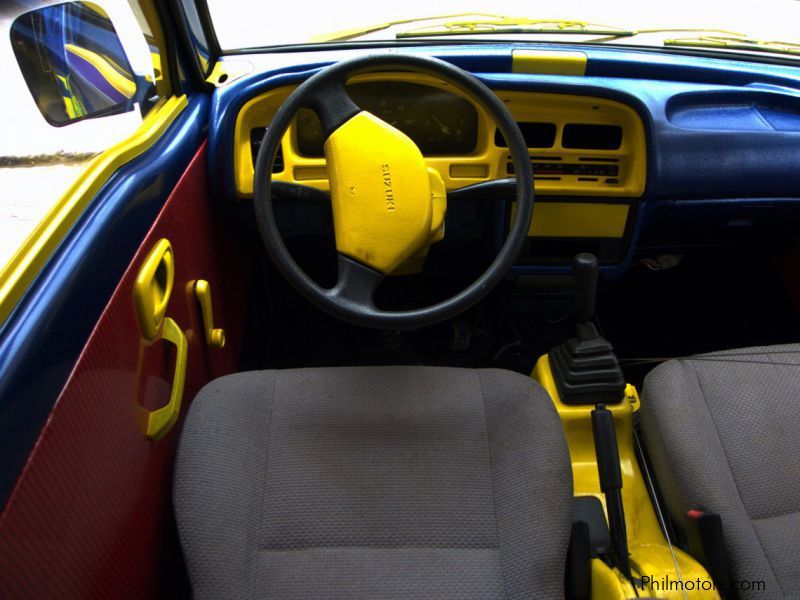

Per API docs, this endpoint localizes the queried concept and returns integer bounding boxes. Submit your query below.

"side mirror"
[10,1,141,127]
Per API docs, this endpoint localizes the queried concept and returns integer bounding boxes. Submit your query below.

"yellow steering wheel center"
[324,111,446,274]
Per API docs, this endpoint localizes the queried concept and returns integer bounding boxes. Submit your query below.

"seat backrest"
[641,345,800,598]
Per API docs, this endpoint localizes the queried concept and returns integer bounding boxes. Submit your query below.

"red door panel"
[0,142,250,598]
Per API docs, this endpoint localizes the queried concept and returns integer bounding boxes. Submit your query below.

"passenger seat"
[641,344,800,599]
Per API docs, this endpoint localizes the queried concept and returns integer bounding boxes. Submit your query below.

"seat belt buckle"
[685,509,731,596]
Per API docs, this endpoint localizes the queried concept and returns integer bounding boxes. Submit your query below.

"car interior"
[1,1,800,599]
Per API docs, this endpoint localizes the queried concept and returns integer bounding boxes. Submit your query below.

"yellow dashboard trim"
[0,95,188,327]
[511,49,588,76]
[513,202,630,238]
[233,74,646,200]
[532,203,629,238]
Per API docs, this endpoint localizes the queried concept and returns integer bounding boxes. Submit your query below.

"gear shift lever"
[572,253,602,342]
[573,253,598,325]
[548,253,625,405]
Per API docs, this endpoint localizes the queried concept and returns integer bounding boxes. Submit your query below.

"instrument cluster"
[295,81,479,156]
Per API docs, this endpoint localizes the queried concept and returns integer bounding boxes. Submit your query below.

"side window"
[178,0,214,78]
[0,0,168,270]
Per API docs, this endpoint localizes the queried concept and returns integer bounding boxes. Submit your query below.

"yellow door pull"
[193,279,226,349]
[140,316,188,440]
[132,238,186,439]
[133,239,174,340]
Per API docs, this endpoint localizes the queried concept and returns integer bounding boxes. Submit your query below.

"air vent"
[562,124,623,150]
[507,155,619,179]
[251,127,284,173]
[495,123,557,148]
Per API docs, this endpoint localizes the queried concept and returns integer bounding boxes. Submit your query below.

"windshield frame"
[218,37,800,70]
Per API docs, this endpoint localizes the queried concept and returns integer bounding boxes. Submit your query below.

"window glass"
[179,0,213,76]
[0,0,165,270]
[127,0,172,100]
[207,0,800,57]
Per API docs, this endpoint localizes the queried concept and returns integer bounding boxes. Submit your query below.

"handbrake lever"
[592,404,636,591]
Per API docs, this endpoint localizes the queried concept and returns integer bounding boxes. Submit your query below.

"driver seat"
[173,366,572,599]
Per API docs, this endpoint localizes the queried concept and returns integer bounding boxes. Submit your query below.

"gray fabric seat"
[174,366,573,599]
[641,345,800,599]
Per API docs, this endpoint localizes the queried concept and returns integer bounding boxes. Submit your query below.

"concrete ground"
[0,164,90,268]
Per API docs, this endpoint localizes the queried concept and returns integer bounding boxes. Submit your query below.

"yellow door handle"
[141,317,187,440]
[133,239,174,340]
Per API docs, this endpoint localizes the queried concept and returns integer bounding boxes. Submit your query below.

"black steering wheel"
[254,54,534,329]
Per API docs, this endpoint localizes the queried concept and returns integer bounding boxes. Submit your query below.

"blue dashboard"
[208,44,800,275]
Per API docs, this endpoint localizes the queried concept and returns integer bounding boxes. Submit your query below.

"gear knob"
[573,253,598,323]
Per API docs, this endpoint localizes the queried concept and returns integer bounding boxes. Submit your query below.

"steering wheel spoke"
[272,181,330,205]
[326,255,384,309]
[304,78,361,139]
[447,178,517,202]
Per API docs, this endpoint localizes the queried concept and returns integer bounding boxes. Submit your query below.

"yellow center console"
[533,355,719,599]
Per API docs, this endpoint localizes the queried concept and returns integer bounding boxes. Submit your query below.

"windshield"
[207,0,800,59]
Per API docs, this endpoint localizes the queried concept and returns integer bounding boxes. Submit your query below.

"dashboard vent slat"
[251,127,284,173]
[578,157,619,163]
[508,155,619,179]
